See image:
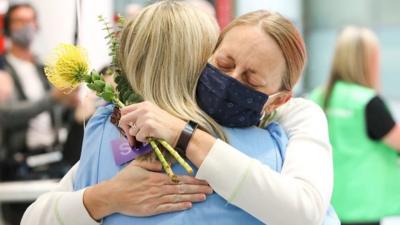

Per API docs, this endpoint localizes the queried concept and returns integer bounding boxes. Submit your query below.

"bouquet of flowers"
[44,16,192,182]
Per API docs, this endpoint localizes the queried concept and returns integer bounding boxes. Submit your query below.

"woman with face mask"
[22,1,337,225]
[117,6,337,225]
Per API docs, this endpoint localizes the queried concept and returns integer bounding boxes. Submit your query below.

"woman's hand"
[119,101,217,168]
[83,160,212,220]
[119,101,186,146]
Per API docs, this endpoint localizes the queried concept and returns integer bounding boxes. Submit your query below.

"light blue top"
[74,104,339,225]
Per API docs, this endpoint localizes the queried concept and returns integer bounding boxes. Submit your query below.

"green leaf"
[93,80,105,91]
[120,80,130,90]
[122,91,131,101]
[115,75,122,83]
[92,72,101,81]
[83,74,92,83]
[101,91,114,102]
[104,33,114,39]
[128,93,143,104]
[87,83,97,91]
[104,83,114,93]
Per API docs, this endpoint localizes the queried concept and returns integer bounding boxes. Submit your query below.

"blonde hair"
[119,0,227,140]
[323,26,379,109]
[215,10,307,91]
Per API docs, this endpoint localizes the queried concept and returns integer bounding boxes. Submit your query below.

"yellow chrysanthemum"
[44,43,89,92]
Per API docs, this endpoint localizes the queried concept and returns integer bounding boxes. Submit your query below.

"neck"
[10,44,33,62]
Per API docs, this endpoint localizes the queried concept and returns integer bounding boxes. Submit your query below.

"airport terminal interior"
[0,0,399,224]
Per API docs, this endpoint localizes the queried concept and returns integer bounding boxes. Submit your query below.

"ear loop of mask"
[258,92,281,128]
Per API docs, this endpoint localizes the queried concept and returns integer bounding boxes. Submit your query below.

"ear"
[264,91,292,113]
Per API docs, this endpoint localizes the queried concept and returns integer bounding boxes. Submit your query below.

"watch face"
[176,121,198,156]
[188,120,199,129]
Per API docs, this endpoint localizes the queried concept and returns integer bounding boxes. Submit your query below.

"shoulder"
[265,122,287,141]
[275,98,326,124]
[365,95,396,140]
[366,95,386,108]
[82,104,117,151]
[265,122,289,156]
[337,82,376,104]
[86,104,115,127]
[75,105,119,189]
[366,95,388,115]
[274,98,329,139]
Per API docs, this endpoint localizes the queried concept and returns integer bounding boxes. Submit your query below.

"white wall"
[79,0,113,70]
[30,0,76,62]
[13,0,112,71]
[235,0,302,20]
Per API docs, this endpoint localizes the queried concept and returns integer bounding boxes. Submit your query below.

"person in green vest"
[310,26,400,225]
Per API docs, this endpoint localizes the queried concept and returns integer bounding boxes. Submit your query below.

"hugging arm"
[187,99,333,225]
[118,98,333,225]
[21,106,213,225]
[192,99,332,225]
[21,163,100,225]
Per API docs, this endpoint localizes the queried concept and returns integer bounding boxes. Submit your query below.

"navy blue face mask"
[196,63,270,127]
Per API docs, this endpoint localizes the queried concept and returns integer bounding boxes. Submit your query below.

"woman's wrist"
[175,121,199,156]
[171,120,186,147]
[185,128,216,168]
[83,181,115,221]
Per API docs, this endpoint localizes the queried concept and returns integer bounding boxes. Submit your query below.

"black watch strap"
[176,120,198,157]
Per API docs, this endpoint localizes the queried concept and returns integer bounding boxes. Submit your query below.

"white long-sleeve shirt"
[21,98,333,225]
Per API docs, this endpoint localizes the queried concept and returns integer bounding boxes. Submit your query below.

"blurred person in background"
[310,26,400,225]
[0,3,90,225]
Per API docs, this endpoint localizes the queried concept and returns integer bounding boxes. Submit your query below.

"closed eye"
[216,61,234,71]
[244,72,264,88]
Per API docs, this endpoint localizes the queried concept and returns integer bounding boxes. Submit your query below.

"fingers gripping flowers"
[43,17,192,182]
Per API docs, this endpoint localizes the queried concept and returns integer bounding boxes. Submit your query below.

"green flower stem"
[113,97,125,108]
[149,138,179,183]
[158,139,193,174]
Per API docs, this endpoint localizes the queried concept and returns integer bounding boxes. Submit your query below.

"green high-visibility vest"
[310,81,400,222]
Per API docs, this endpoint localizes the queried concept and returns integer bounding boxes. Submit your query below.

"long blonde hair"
[215,10,307,92]
[119,0,227,140]
[323,26,379,109]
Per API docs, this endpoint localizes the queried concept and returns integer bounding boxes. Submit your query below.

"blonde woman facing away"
[22,1,337,225]
[310,27,400,225]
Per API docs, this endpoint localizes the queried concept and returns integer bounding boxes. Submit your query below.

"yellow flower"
[44,44,89,92]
